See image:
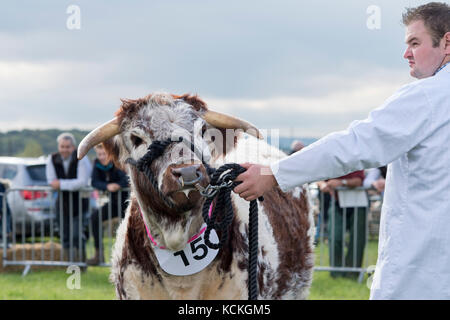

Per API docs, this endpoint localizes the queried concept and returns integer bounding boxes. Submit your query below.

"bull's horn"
[77,118,120,159]
[202,110,263,139]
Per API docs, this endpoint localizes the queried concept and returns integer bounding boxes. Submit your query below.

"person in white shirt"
[46,132,92,261]
[233,2,450,299]
[363,166,387,196]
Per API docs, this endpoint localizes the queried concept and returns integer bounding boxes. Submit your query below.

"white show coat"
[270,64,450,299]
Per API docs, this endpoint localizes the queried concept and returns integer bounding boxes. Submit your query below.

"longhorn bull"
[78,92,315,299]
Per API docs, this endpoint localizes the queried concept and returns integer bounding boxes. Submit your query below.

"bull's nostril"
[171,168,182,178]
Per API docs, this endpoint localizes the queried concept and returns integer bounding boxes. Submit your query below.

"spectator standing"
[363,166,387,196]
[317,171,366,279]
[87,144,129,265]
[289,140,305,155]
[0,179,12,247]
[46,133,92,262]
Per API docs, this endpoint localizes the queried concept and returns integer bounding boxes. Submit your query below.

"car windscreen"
[26,164,47,183]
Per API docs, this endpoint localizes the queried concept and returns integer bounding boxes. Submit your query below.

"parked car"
[0,156,54,236]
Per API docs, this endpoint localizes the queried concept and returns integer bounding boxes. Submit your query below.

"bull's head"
[78,93,262,251]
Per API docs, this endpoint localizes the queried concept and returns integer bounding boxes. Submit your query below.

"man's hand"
[50,179,60,190]
[233,163,278,201]
[317,181,332,195]
[107,183,121,192]
[317,180,339,197]
[326,179,343,190]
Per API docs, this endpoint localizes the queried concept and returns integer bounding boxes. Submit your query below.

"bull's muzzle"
[171,164,203,189]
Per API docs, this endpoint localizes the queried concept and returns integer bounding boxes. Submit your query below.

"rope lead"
[200,163,262,300]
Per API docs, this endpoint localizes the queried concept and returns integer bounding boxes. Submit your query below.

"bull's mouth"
[168,188,200,202]
[166,180,209,207]
[164,164,210,207]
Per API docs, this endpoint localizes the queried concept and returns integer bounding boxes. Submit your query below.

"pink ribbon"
[140,202,214,250]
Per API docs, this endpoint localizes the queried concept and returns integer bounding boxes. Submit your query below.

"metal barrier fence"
[1,187,129,275]
[310,184,382,282]
[2,185,382,279]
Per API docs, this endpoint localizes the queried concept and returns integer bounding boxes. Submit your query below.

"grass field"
[0,239,378,300]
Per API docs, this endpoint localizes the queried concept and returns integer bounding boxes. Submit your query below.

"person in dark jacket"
[0,179,12,246]
[87,144,129,265]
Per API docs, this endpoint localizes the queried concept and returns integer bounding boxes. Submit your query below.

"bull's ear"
[102,137,124,171]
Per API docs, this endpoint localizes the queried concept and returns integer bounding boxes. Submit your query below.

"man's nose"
[403,47,412,59]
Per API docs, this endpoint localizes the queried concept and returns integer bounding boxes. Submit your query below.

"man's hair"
[402,2,450,47]
[94,143,104,150]
[57,132,77,147]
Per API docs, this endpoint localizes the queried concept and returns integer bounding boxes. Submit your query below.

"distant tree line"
[0,129,90,157]
[0,129,317,158]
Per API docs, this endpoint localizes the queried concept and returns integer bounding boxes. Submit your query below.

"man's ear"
[443,32,450,55]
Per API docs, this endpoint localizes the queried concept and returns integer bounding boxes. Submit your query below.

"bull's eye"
[201,124,207,136]
[131,135,143,148]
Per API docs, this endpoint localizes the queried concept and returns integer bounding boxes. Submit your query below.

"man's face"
[58,139,75,160]
[403,20,446,79]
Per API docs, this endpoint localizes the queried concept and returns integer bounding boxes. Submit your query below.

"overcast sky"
[0,0,436,137]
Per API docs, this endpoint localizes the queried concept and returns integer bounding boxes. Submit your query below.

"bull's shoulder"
[261,186,314,297]
[263,185,311,221]
[261,185,313,245]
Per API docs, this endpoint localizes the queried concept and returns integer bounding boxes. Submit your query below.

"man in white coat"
[234,2,450,299]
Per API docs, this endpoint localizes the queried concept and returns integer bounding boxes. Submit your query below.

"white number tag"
[153,224,219,276]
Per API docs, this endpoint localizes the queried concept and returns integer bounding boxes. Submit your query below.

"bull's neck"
[132,197,208,250]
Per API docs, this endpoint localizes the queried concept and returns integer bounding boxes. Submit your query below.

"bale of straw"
[0,241,65,272]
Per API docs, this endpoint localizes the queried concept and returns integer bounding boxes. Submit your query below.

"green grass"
[0,238,378,300]
[0,267,114,300]
[314,239,379,268]
[309,271,371,300]
[308,239,378,300]
[1,236,116,300]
